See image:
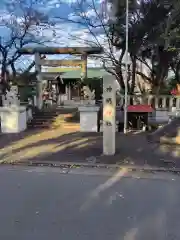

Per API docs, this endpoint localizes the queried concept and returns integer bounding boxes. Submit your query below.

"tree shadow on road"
[0,129,102,164]
[0,128,179,169]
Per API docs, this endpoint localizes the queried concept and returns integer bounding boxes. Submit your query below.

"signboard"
[41,59,84,67]
[44,67,81,72]
[41,60,87,76]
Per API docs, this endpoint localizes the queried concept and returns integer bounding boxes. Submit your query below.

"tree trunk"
[129,56,136,95]
[116,66,125,90]
[10,62,16,79]
[0,60,7,106]
[0,60,7,95]
[150,81,162,95]
[115,48,125,90]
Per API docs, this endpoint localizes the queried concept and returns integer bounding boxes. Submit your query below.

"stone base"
[0,106,27,133]
[78,106,99,132]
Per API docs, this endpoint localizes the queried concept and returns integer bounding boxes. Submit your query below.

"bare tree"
[54,0,126,85]
[0,0,51,92]
[54,0,180,94]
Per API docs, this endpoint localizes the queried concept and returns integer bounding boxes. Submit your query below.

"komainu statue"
[82,85,95,100]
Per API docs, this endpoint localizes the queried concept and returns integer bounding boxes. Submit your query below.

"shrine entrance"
[18,47,103,109]
[18,46,117,156]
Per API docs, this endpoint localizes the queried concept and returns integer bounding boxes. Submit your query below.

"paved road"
[0,166,180,240]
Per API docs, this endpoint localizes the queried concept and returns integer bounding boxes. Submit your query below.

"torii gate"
[18,47,103,109]
[18,46,116,155]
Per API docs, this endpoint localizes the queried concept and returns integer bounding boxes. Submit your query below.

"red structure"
[127,104,153,113]
[126,104,154,130]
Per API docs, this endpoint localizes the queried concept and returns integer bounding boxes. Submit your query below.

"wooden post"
[103,75,116,155]
[35,52,43,109]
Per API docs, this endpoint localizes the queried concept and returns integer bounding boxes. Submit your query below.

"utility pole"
[123,0,129,134]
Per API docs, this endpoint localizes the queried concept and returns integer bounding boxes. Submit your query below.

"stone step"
[30,119,56,122]
[30,118,73,123]
[28,120,51,125]
[27,122,80,129]
[32,114,58,119]
[27,124,52,129]
[33,113,58,117]
[28,119,79,125]
[32,113,75,119]
[28,108,80,129]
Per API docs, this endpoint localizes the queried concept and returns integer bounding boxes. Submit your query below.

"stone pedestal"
[78,106,100,132]
[0,106,27,133]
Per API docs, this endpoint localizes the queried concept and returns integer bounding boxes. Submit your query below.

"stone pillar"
[103,75,116,155]
[81,53,87,80]
[65,85,69,100]
[35,52,43,109]
[68,83,71,100]
[66,84,71,100]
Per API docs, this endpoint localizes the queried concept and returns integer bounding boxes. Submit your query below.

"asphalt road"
[0,166,180,240]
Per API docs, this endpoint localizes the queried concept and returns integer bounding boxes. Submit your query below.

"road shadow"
[0,129,101,164]
[0,129,41,149]
[0,127,179,168]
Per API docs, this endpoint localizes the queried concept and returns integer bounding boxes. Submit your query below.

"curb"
[1,160,180,174]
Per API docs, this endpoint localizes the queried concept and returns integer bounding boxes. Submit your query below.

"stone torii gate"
[18,47,103,109]
[18,46,116,156]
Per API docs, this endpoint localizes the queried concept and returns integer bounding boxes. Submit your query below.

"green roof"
[60,68,111,79]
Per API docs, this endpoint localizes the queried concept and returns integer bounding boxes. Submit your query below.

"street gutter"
[1,160,180,174]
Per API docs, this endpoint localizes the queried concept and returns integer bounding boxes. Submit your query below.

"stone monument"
[2,85,20,106]
[0,85,27,133]
[103,75,116,155]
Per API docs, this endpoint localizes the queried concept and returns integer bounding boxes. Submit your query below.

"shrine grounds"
[0,126,179,172]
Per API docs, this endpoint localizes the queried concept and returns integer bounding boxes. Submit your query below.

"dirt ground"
[0,126,179,169]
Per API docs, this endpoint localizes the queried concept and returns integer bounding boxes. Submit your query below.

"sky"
[0,0,111,70]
